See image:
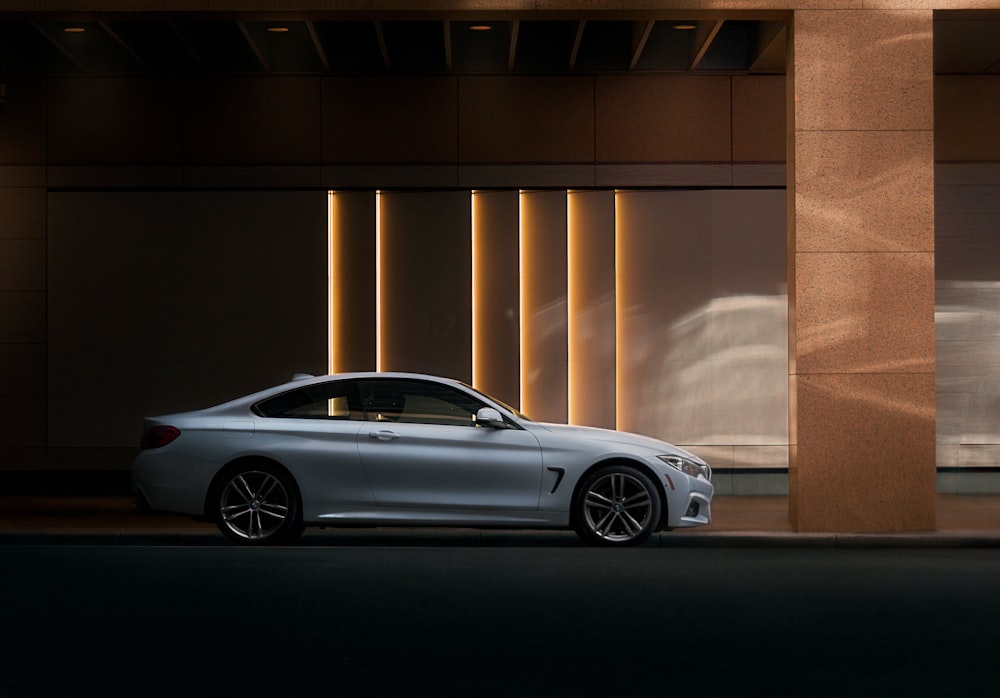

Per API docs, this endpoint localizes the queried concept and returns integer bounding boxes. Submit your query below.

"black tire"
[573,465,662,547]
[213,461,303,545]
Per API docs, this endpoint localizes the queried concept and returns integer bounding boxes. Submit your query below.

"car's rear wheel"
[214,462,302,545]
[574,465,661,546]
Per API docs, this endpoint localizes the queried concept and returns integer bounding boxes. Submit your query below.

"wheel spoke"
[223,506,251,522]
[621,510,642,535]
[258,475,280,501]
[258,504,288,520]
[623,490,650,507]
[232,475,254,502]
[609,512,628,537]
[586,491,613,509]
[594,510,615,536]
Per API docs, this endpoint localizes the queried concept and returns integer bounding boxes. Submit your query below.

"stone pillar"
[788,10,936,531]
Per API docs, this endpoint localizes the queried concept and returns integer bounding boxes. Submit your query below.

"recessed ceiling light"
[673,24,697,30]
[267,26,290,33]
[469,25,493,31]
[63,27,86,33]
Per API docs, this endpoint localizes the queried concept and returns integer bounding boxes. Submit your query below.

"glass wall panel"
[378,190,472,382]
[329,190,376,374]
[936,181,1000,477]
[568,190,616,429]
[472,190,520,408]
[616,190,787,467]
[520,190,568,422]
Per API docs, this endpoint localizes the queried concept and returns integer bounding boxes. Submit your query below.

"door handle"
[369,430,400,441]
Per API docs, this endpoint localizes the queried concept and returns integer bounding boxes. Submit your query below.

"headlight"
[657,455,711,481]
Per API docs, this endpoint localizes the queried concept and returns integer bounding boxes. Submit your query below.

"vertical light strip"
[612,191,618,430]
[566,190,576,423]
[518,190,526,410]
[614,190,622,431]
[375,190,382,372]
[327,191,335,375]
[471,190,478,388]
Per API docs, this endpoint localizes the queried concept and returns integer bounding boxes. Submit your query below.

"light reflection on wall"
[935,180,1000,474]
[616,189,788,468]
[936,281,1000,468]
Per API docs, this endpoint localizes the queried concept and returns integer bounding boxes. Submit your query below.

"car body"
[132,372,713,546]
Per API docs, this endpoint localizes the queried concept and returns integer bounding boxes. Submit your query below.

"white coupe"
[132,372,713,546]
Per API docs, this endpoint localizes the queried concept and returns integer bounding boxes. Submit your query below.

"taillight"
[140,425,181,450]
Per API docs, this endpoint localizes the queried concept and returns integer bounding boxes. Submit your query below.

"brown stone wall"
[788,10,937,532]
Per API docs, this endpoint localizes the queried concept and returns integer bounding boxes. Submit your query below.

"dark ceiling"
[0,17,788,76]
[0,13,997,77]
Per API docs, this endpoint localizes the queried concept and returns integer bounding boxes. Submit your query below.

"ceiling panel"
[635,22,697,72]
[698,20,752,72]
[242,22,327,74]
[451,21,512,73]
[575,21,633,72]
[512,21,578,73]
[314,21,385,74]
[106,21,201,74]
[33,21,142,74]
[381,21,446,73]
[171,21,260,74]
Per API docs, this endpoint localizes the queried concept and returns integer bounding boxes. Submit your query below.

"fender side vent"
[546,467,566,494]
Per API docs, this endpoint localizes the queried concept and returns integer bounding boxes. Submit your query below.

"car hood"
[530,422,704,462]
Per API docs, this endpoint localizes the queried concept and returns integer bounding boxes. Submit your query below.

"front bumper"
[677,489,712,527]
[668,475,714,529]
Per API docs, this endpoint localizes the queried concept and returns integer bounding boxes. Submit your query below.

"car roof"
[235,371,469,405]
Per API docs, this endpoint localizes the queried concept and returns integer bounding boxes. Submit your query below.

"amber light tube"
[614,189,624,432]
[375,190,382,372]
[518,191,527,408]
[471,191,481,387]
[567,191,579,422]
[327,191,335,374]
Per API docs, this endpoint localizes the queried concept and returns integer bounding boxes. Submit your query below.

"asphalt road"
[3,544,1000,697]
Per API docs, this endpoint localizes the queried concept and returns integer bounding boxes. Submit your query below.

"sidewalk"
[1,493,998,546]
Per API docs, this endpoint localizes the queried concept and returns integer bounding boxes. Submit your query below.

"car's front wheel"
[214,462,302,545]
[574,465,662,546]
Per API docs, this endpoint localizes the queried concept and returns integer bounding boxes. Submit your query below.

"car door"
[253,379,373,510]
[355,378,544,510]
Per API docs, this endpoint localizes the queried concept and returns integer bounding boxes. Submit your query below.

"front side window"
[255,380,362,419]
[358,379,485,427]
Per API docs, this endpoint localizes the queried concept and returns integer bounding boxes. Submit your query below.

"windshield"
[460,382,533,422]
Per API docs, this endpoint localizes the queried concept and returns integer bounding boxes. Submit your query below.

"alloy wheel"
[582,471,654,543]
[219,470,290,541]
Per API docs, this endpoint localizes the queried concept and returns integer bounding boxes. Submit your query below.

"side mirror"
[475,407,507,429]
